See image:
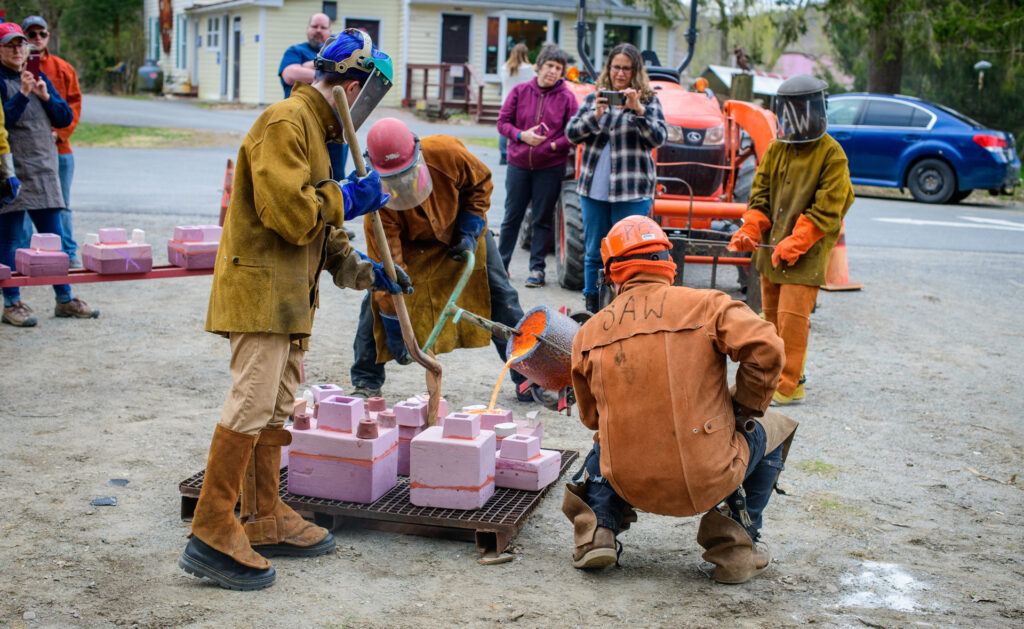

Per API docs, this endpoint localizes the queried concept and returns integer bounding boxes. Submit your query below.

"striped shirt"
[567,92,667,203]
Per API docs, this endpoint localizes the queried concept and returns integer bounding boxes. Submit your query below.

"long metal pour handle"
[331,86,443,388]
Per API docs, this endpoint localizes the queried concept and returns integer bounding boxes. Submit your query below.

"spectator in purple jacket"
[496,44,578,288]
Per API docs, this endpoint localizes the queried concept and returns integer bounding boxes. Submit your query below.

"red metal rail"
[0,264,213,288]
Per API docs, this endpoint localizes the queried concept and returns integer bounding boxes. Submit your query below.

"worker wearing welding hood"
[564,215,798,584]
[179,30,408,591]
[728,73,854,405]
[350,118,541,401]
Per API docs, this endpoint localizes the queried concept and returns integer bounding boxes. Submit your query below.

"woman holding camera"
[566,42,666,313]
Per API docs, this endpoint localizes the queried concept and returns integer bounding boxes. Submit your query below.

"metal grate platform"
[180,449,579,557]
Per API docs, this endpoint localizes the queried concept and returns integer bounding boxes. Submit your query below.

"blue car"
[826,93,1021,203]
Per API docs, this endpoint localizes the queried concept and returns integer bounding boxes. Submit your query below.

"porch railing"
[403,63,486,121]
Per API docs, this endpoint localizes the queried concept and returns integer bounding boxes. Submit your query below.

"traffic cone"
[821,222,863,291]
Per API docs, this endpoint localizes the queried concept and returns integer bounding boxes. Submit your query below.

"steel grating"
[180,448,579,553]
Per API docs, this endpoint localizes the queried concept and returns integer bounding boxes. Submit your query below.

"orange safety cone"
[218,158,234,227]
[821,222,863,291]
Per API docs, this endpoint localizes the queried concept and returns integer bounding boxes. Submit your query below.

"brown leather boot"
[562,483,621,570]
[179,424,275,590]
[241,427,335,557]
[696,508,770,584]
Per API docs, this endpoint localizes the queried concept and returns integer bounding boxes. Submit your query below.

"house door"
[441,14,470,100]
[231,17,242,100]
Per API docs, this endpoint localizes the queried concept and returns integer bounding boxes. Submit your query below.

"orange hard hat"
[601,216,676,285]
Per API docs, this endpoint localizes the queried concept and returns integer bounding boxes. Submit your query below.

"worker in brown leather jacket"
[564,215,798,584]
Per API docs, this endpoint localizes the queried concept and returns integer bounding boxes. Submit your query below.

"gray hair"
[535,44,569,76]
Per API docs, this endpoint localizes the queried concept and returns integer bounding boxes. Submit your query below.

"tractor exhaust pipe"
[676,0,700,75]
[576,1,598,80]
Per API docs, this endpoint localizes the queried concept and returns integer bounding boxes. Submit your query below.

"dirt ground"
[1,206,1022,629]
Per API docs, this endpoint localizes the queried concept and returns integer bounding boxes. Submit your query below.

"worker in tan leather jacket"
[564,215,798,584]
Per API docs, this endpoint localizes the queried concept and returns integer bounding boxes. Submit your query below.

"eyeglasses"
[610,64,633,74]
[27,31,49,39]
[1,41,28,50]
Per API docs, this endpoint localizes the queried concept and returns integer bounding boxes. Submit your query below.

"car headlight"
[704,124,725,145]
[666,124,686,144]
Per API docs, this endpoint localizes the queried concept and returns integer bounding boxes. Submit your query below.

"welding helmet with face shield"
[365,118,433,210]
[774,74,829,144]
[315,28,394,130]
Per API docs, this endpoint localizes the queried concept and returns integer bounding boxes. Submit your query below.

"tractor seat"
[646,66,680,83]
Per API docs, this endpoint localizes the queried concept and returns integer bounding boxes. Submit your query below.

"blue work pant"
[58,153,78,262]
[1,209,74,306]
[579,196,652,296]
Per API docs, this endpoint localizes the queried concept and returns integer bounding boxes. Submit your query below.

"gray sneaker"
[2,301,37,327]
[349,385,382,398]
[524,269,545,288]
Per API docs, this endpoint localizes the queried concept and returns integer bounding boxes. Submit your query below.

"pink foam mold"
[397,424,425,476]
[318,395,364,432]
[0,263,10,280]
[14,233,68,277]
[461,405,514,431]
[310,384,344,403]
[495,434,560,491]
[82,228,153,274]
[377,410,397,428]
[441,413,481,439]
[167,225,221,270]
[287,416,398,503]
[409,415,496,510]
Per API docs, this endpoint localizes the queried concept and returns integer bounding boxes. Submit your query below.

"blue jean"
[350,231,527,390]
[1,209,74,306]
[579,196,652,295]
[497,162,563,273]
[57,153,78,261]
[498,135,508,161]
[579,418,784,537]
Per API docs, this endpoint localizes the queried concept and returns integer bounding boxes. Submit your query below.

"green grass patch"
[74,122,243,149]
[460,137,499,149]
[795,459,838,478]
[816,494,865,517]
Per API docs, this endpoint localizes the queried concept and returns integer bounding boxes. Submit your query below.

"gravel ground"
[1,201,1022,628]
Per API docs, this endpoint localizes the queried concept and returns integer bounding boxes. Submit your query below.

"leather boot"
[179,424,275,590]
[562,483,621,570]
[585,292,600,314]
[241,427,335,557]
[696,508,770,584]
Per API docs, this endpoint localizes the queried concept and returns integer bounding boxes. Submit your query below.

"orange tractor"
[552,0,778,307]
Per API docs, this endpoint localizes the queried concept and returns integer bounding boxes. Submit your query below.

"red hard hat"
[366,118,418,175]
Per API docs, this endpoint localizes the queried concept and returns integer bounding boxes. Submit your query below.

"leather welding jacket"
[206,82,351,348]
[364,135,493,358]
[748,134,854,286]
[571,273,785,516]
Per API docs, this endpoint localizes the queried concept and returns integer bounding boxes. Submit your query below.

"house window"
[603,24,641,52]
[176,16,188,69]
[345,18,380,46]
[148,17,160,60]
[485,17,499,74]
[206,16,221,50]
[507,18,547,63]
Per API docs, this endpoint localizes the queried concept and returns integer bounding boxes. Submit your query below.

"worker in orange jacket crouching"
[563,215,798,584]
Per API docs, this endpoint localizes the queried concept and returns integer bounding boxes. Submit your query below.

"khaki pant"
[219,332,304,435]
[760,280,818,396]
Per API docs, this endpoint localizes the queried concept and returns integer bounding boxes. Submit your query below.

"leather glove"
[772,214,825,267]
[340,169,390,221]
[381,313,413,365]
[325,245,375,290]
[358,252,413,294]
[727,210,771,252]
[448,212,485,261]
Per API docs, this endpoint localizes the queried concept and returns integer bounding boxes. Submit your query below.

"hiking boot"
[349,385,383,399]
[697,508,771,584]
[55,298,99,319]
[525,269,545,288]
[573,526,621,569]
[2,301,37,327]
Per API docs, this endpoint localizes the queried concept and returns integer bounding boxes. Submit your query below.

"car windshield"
[932,102,986,129]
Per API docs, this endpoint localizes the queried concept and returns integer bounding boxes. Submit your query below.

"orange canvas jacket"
[38,51,81,155]
[571,274,784,516]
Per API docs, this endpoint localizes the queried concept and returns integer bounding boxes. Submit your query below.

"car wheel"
[907,158,956,204]
[949,189,972,204]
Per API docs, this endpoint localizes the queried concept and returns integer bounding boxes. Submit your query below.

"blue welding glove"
[357,252,413,294]
[448,212,485,261]
[0,176,20,206]
[341,169,391,221]
[380,312,413,365]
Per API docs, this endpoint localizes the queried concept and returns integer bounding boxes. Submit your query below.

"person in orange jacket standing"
[22,16,81,267]
[728,74,854,405]
[565,215,798,584]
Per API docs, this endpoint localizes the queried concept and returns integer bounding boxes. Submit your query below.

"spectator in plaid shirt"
[567,43,666,313]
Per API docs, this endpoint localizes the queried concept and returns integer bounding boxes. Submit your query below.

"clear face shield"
[373,139,434,211]
[315,29,395,130]
[775,90,828,144]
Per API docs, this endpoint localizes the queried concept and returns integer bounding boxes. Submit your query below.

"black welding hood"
[775,74,828,144]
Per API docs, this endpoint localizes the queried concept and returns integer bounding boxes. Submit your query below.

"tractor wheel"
[555,182,585,290]
[518,205,533,251]
[732,156,757,204]
[907,158,956,204]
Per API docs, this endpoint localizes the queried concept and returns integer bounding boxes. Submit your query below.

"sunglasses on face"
[27,31,49,39]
